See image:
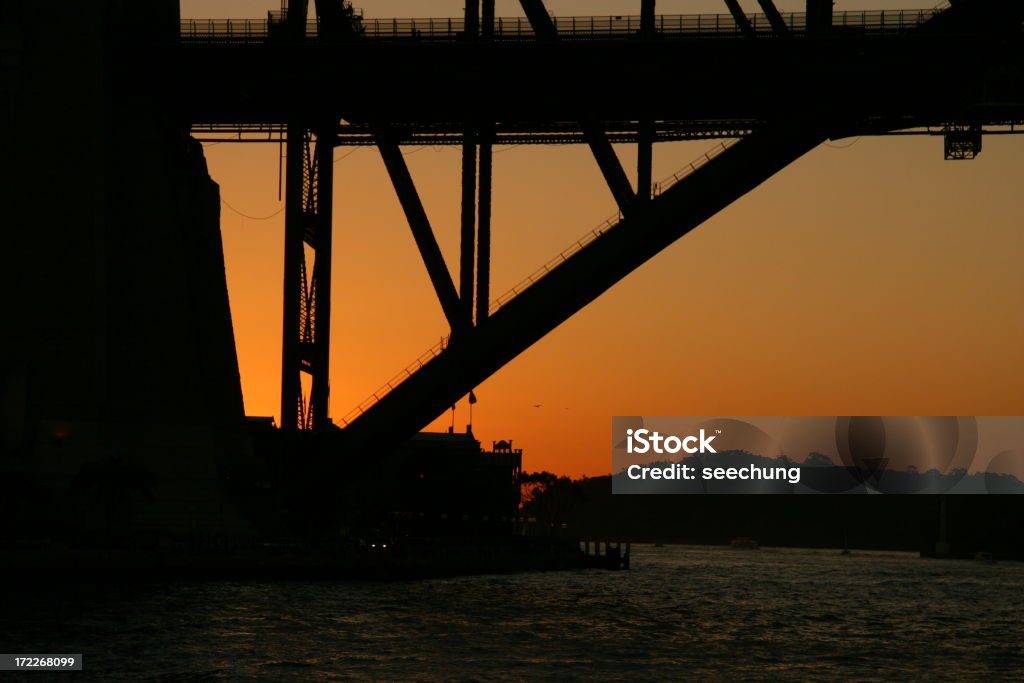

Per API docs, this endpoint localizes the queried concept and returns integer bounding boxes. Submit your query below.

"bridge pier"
[2,0,254,543]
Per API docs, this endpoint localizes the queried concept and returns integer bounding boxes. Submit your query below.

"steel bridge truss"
[280,125,335,432]
[261,0,1022,446]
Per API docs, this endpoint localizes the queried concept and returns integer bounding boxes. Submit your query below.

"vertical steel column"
[756,0,791,36]
[638,0,655,212]
[638,120,654,203]
[281,124,306,432]
[281,127,334,431]
[280,0,310,433]
[280,1,334,432]
[460,133,477,330]
[465,0,480,37]
[459,1,480,331]
[640,0,656,34]
[482,0,495,37]
[477,123,493,324]
[477,1,495,324]
[309,124,334,431]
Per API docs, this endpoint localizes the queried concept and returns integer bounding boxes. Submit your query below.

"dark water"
[4,546,1024,681]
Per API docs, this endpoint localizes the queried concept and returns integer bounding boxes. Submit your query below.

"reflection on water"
[4,546,1024,680]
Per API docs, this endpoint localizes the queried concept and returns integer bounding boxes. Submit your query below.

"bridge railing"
[179,9,947,44]
[830,9,941,32]
[336,139,737,428]
[180,18,277,43]
[489,140,734,316]
[337,336,451,427]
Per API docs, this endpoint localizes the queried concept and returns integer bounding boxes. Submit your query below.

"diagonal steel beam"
[583,121,637,215]
[518,0,637,215]
[374,126,465,332]
[723,0,756,38]
[757,0,791,36]
[519,0,558,40]
[341,122,827,451]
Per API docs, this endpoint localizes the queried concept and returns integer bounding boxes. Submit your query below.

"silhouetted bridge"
[152,0,1024,453]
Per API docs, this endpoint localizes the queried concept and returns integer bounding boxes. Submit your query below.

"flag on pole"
[468,391,478,405]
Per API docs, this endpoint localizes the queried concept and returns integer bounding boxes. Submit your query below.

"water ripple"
[3,547,1024,680]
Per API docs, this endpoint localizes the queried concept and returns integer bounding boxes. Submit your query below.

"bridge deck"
[179,9,947,44]
[164,3,1024,136]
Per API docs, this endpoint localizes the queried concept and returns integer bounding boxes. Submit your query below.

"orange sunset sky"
[182,1,1024,477]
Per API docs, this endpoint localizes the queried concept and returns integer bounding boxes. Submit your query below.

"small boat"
[729,537,760,550]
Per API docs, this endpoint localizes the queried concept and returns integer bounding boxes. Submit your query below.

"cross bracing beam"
[281,124,335,432]
[584,121,637,215]
[723,0,756,38]
[517,0,637,215]
[756,0,792,36]
[375,125,466,332]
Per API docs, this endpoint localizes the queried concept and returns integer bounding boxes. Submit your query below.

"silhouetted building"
[350,431,523,539]
[0,0,254,546]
